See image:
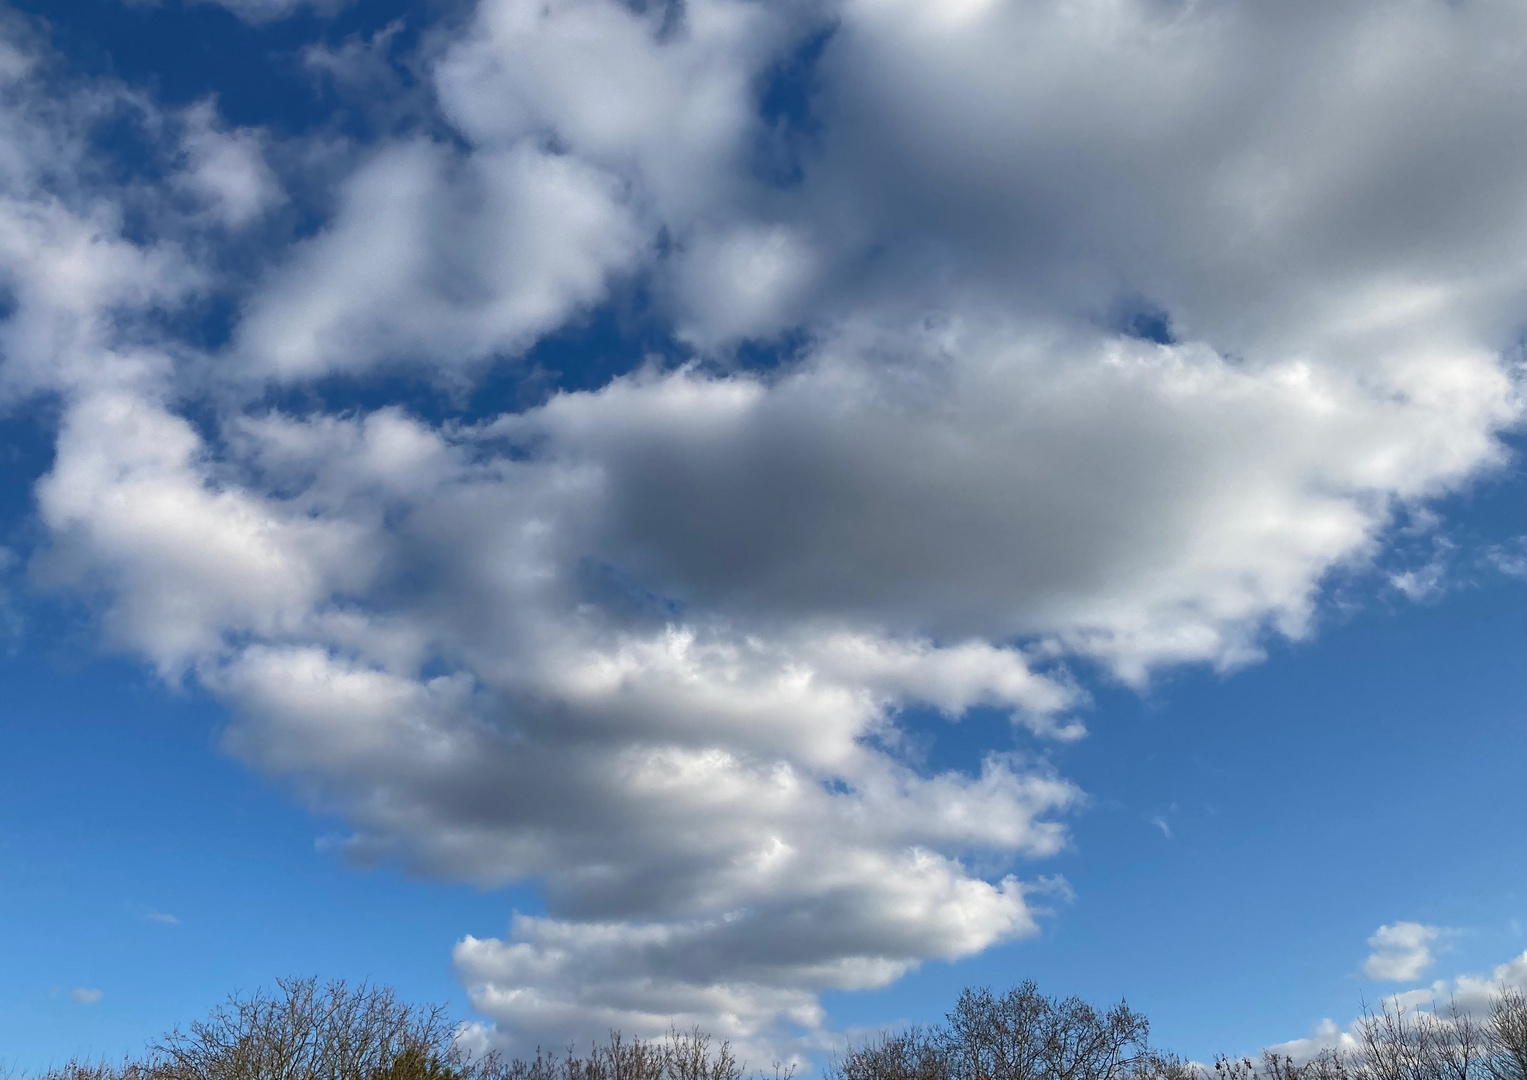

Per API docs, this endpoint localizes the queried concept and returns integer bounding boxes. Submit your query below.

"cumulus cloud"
[1441,951,1527,1015]
[235,139,642,378]
[1364,922,1447,982]
[0,60,200,405]
[174,100,282,227]
[34,387,1083,1054]
[493,324,1508,682]
[10,0,1527,1061]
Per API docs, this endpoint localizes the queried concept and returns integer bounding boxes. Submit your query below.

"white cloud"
[174,100,282,227]
[669,223,821,346]
[433,0,801,224]
[454,864,1039,1059]
[1364,922,1446,982]
[0,43,200,406]
[10,0,1527,1061]
[1447,952,1527,1017]
[70,987,103,1005]
[36,390,375,675]
[145,910,180,924]
[236,139,642,379]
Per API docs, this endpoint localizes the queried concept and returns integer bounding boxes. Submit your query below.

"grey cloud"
[799,0,1527,353]
[503,322,1507,677]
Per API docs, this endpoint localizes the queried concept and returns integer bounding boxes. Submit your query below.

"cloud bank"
[8,0,1527,1061]
[1270,945,1527,1064]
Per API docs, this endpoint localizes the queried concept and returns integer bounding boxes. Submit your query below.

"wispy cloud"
[1481,539,1527,579]
[69,987,103,1005]
[145,910,180,925]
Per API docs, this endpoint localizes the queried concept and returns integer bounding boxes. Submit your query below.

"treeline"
[32,978,766,1080]
[28,976,1527,1080]
[1208,992,1527,1080]
[827,981,1527,1080]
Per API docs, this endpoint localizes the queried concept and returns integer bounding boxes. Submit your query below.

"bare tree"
[1353,997,1436,1080]
[830,1028,951,1080]
[832,981,1152,1080]
[1485,989,1527,1080]
[143,976,466,1080]
[1432,999,1489,1080]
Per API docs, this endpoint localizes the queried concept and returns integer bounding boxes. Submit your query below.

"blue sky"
[4,0,1527,1073]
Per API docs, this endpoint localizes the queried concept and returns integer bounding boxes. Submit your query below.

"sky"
[3,0,1527,1073]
